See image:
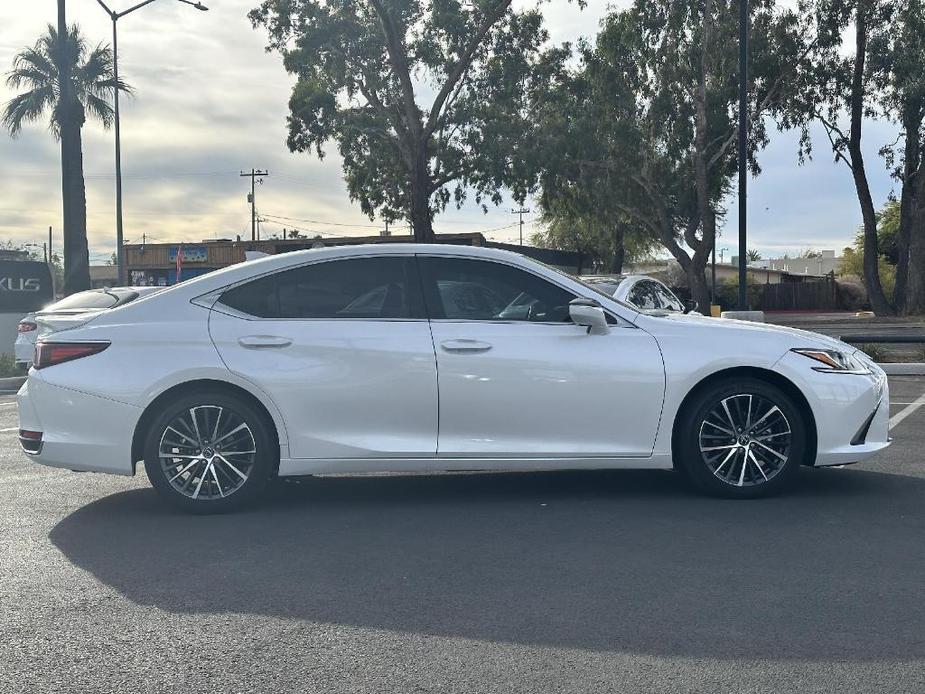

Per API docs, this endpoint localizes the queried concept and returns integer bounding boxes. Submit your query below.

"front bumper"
[17,374,140,476]
[775,351,891,467]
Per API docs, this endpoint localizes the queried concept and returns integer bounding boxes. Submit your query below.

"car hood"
[636,312,854,353]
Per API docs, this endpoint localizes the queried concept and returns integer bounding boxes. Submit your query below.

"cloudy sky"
[0,0,903,264]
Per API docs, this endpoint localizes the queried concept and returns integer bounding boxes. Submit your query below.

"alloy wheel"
[698,393,792,487]
[158,405,257,500]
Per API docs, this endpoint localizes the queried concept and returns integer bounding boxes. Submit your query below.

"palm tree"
[3,24,130,294]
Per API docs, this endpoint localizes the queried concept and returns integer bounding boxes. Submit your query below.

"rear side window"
[219,256,424,319]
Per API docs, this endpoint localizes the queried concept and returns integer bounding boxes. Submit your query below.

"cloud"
[0,0,902,262]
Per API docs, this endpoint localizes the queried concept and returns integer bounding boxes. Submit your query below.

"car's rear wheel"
[143,391,274,513]
[675,378,806,498]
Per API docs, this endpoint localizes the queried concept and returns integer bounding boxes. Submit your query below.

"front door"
[209,255,438,459]
[419,255,665,459]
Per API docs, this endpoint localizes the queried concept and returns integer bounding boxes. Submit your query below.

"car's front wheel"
[143,391,275,513]
[675,378,806,498]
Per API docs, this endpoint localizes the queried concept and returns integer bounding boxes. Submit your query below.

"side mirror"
[683,299,698,314]
[569,298,610,334]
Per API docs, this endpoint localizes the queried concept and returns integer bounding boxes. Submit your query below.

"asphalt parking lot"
[2,378,925,693]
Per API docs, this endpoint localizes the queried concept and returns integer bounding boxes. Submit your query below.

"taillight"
[17,322,37,333]
[34,341,110,369]
[19,429,43,454]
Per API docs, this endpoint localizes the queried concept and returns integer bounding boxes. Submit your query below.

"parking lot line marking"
[0,427,18,433]
[889,391,925,429]
[0,402,16,408]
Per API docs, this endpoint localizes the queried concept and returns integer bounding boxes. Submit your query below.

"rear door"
[209,255,439,460]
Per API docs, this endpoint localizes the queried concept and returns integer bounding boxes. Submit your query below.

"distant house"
[89,265,119,288]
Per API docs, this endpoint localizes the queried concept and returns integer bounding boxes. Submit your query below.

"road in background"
[1,378,925,693]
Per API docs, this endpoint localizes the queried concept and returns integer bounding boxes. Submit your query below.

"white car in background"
[18,244,889,512]
[14,287,163,370]
[581,274,700,314]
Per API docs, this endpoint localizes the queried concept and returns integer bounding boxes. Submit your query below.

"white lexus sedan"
[17,244,890,512]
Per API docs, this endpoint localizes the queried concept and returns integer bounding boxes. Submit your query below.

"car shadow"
[49,467,925,660]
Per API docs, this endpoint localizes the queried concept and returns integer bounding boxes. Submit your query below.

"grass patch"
[0,353,23,378]
[859,344,887,363]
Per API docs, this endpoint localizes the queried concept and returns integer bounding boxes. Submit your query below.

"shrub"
[837,276,869,311]
[0,353,21,378]
[859,344,886,363]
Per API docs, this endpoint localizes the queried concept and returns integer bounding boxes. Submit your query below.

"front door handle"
[238,335,292,349]
[440,339,492,353]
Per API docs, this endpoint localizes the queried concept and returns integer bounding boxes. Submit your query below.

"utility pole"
[511,207,530,245]
[240,169,268,241]
[711,244,716,306]
[737,0,749,310]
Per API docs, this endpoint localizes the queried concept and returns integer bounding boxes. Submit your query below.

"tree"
[746,249,763,261]
[249,0,570,242]
[872,0,925,314]
[531,212,656,274]
[3,24,129,295]
[784,0,925,315]
[533,0,805,310]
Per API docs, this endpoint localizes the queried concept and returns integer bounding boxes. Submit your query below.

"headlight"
[791,347,870,373]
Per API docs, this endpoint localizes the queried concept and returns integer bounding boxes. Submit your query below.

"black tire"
[143,390,275,513]
[674,377,806,499]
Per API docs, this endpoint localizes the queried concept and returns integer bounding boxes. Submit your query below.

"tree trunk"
[689,251,712,313]
[410,155,435,243]
[848,7,894,315]
[610,223,625,274]
[894,108,924,315]
[61,120,90,295]
[903,171,925,315]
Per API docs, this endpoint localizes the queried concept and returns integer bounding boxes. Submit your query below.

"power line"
[260,213,381,228]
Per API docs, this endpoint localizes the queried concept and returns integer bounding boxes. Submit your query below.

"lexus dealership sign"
[0,260,54,313]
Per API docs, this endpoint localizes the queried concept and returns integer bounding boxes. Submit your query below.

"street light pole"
[94,0,209,286]
[737,0,749,310]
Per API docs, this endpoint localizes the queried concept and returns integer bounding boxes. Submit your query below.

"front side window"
[219,256,422,319]
[420,257,575,322]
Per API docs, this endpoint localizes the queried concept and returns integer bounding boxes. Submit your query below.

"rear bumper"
[17,375,139,475]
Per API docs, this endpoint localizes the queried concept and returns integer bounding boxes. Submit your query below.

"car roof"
[169,243,553,292]
[125,243,642,324]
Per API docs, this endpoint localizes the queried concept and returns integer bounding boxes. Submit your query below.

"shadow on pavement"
[49,467,925,659]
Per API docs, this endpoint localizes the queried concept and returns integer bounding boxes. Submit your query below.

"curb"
[879,363,925,376]
[0,376,25,391]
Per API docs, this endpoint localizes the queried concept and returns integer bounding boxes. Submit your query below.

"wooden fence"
[758,276,839,311]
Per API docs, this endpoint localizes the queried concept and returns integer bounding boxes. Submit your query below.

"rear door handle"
[238,335,292,349]
[440,339,492,353]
